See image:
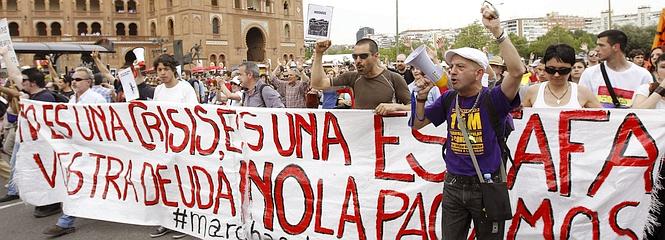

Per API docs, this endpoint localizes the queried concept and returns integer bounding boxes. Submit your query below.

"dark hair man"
[310,38,410,114]
[579,30,652,108]
[628,49,645,67]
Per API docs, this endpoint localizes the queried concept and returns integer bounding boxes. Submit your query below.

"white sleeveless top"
[533,82,582,108]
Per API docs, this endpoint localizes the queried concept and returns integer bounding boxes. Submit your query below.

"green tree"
[616,24,657,54]
[508,33,530,58]
[571,30,596,53]
[528,26,579,57]
[452,23,493,50]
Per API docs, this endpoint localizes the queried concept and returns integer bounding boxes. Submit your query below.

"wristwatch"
[655,86,665,97]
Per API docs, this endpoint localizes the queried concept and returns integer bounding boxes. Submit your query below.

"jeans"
[57,214,75,228]
[6,142,19,196]
[442,174,505,240]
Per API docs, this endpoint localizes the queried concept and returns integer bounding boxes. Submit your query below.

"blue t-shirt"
[30,89,56,102]
[424,87,519,176]
[321,89,338,109]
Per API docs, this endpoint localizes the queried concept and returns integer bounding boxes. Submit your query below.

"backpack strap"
[483,90,514,174]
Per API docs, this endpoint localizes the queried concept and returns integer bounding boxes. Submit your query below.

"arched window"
[283,1,289,15]
[91,22,102,34]
[212,0,218,7]
[7,0,17,11]
[248,0,258,10]
[209,55,217,66]
[168,19,174,36]
[149,0,155,12]
[51,22,62,36]
[115,0,124,12]
[8,22,19,36]
[266,0,272,12]
[234,0,240,8]
[34,0,45,10]
[150,22,157,36]
[212,18,220,34]
[284,24,290,39]
[219,54,226,68]
[116,23,126,36]
[127,0,137,13]
[129,23,138,36]
[77,22,89,35]
[36,22,47,36]
[76,0,86,11]
[90,0,100,11]
[49,0,59,10]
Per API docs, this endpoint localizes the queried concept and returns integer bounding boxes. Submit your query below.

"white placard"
[117,67,139,101]
[306,4,334,39]
[0,18,20,67]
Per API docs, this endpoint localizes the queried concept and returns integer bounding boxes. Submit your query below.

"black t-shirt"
[137,82,155,100]
[389,67,415,85]
[59,90,75,99]
[30,89,56,102]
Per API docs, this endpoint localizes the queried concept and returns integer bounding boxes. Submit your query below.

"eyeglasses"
[544,66,572,75]
[72,78,90,81]
[352,53,370,60]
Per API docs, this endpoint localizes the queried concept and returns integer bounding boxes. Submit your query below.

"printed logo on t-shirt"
[597,86,635,108]
[449,108,484,155]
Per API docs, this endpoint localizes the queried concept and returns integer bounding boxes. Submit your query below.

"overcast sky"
[302,0,665,44]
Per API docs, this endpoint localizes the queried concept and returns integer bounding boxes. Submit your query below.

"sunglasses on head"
[544,66,572,75]
[352,53,370,60]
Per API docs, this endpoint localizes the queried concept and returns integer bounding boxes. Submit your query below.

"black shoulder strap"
[482,89,514,165]
[600,62,622,108]
[442,90,456,113]
[258,84,268,106]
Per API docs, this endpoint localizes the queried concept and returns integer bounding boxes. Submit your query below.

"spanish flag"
[435,71,449,93]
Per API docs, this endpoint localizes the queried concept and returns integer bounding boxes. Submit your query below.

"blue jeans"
[57,214,75,228]
[441,173,505,240]
[6,142,19,196]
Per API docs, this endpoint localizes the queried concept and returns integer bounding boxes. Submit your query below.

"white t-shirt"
[69,90,107,104]
[227,91,244,106]
[634,84,665,109]
[153,80,199,104]
[579,62,652,108]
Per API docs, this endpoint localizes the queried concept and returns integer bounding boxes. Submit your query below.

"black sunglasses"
[72,78,90,81]
[544,66,572,75]
[352,53,370,60]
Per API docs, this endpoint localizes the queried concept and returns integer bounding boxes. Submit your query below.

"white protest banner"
[0,18,20,67]
[306,4,334,39]
[117,67,139,101]
[15,101,665,239]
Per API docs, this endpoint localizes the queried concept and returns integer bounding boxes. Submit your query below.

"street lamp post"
[395,0,399,57]
[608,0,612,30]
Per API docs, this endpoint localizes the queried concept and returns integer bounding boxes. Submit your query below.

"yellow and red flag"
[653,8,665,49]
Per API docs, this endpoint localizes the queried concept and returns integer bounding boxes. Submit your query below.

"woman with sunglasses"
[522,44,600,108]
[633,54,665,109]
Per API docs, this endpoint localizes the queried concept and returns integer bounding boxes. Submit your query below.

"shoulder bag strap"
[600,62,621,108]
[455,97,485,183]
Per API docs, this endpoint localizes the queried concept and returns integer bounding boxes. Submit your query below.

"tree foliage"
[452,23,493,50]
[616,24,657,54]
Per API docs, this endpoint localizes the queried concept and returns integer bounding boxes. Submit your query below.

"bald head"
[396,54,407,71]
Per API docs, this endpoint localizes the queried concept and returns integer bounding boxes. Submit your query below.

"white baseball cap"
[444,47,489,70]
[230,76,240,85]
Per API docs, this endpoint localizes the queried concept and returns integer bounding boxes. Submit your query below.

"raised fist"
[314,39,332,54]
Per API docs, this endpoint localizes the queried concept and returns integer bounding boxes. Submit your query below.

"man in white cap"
[411,6,525,239]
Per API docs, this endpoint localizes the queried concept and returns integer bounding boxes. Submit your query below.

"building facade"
[1,0,304,72]
[356,27,374,42]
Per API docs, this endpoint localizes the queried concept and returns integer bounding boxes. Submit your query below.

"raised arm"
[0,47,22,90]
[310,39,332,90]
[45,55,61,83]
[92,51,115,81]
[216,79,241,101]
[481,7,525,101]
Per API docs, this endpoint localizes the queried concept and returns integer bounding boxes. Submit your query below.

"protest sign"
[306,4,334,39]
[117,67,140,101]
[15,101,665,239]
[0,18,20,67]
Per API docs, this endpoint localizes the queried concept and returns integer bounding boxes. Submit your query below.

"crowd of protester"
[0,18,664,238]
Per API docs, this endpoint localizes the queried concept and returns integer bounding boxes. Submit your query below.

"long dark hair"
[649,53,665,94]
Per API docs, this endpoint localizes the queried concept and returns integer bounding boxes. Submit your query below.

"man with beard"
[310,38,410,115]
[389,54,415,85]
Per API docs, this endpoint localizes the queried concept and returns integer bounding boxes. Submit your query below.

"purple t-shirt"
[425,87,519,176]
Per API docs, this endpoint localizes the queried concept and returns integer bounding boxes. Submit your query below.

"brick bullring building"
[1,0,304,71]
